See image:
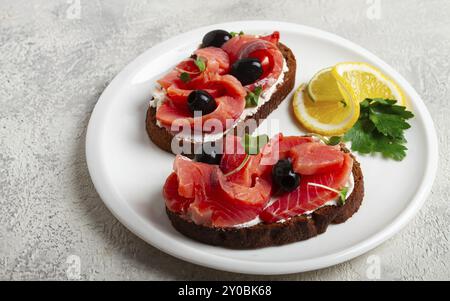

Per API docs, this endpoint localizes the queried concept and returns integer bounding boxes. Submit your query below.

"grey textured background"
[1,0,449,281]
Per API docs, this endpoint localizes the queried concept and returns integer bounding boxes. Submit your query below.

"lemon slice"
[307,67,343,102]
[293,84,360,136]
[332,62,406,106]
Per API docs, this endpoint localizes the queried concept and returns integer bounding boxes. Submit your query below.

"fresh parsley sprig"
[179,72,191,83]
[179,57,206,83]
[194,57,206,73]
[245,86,263,108]
[230,31,244,37]
[344,98,414,161]
[307,183,349,206]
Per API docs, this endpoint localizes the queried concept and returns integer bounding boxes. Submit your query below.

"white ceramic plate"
[86,21,438,275]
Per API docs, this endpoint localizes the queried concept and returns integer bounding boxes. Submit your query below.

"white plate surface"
[86,21,438,275]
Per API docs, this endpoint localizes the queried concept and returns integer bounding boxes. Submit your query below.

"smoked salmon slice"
[194,47,230,75]
[219,135,271,188]
[164,155,271,227]
[163,173,193,214]
[221,32,283,90]
[290,142,345,175]
[156,74,246,133]
[158,47,230,89]
[257,134,313,177]
[221,32,280,63]
[156,95,243,133]
[260,153,354,223]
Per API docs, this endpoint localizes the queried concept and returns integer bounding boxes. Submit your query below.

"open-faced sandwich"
[146,30,296,154]
[163,134,364,249]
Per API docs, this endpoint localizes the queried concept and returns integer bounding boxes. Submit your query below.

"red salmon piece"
[219,136,252,186]
[195,171,272,227]
[167,155,271,227]
[194,47,230,74]
[167,72,244,103]
[157,70,183,90]
[160,47,230,90]
[163,173,193,213]
[260,31,280,44]
[221,155,253,187]
[214,173,272,208]
[166,86,221,107]
[188,195,263,228]
[173,155,215,199]
[278,136,315,158]
[260,153,353,223]
[290,142,345,175]
[257,135,314,177]
[156,95,242,133]
[156,74,245,133]
[222,32,283,90]
[175,59,201,75]
[202,73,246,99]
[222,32,280,63]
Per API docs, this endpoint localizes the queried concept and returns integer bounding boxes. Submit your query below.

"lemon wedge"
[332,62,406,106]
[293,84,360,136]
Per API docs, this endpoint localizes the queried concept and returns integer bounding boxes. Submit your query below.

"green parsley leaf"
[327,136,342,146]
[370,98,397,106]
[245,86,263,108]
[339,187,349,206]
[369,110,411,139]
[373,133,408,161]
[194,57,206,73]
[344,98,414,161]
[243,134,269,155]
[180,72,191,83]
[230,31,244,37]
[344,120,376,154]
[307,183,349,206]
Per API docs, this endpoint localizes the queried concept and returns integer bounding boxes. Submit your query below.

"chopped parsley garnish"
[230,31,245,37]
[194,57,206,72]
[344,98,414,161]
[339,187,349,206]
[245,86,263,108]
[307,183,349,206]
[327,136,343,146]
[179,72,191,83]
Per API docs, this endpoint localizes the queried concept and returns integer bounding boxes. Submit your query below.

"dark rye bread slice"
[146,43,297,155]
[166,146,364,249]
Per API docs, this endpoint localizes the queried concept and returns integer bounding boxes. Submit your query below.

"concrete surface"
[0,0,449,281]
